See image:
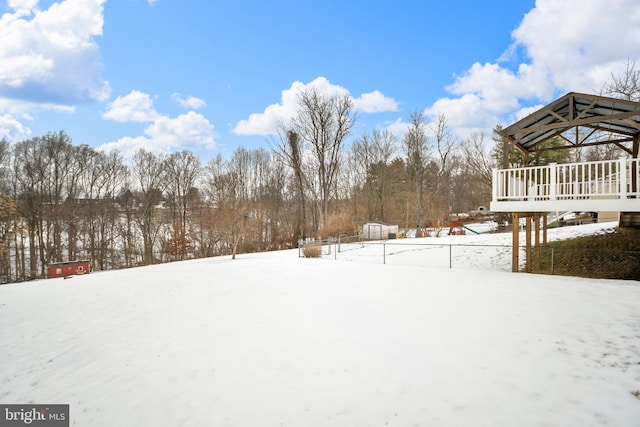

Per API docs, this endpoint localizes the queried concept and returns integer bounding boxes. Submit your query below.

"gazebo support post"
[512,213,519,272]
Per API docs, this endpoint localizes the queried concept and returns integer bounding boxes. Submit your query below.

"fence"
[533,246,640,280]
[298,238,640,280]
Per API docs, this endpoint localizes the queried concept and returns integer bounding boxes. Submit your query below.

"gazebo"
[489,92,640,272]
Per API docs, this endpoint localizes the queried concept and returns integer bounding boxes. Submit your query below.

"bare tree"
[244,147,285,250]
[450,132,496,213]
[460,132,494,189]
[425,113,458,224]
[203,152,251,260]
[432,114,457,182]
[352,130,397,169]
[604,59,640,102]
[40,132,75,265]
[116,184,140,268]
[164,150,201,260]
[283,130,308,239]
[352,130,399,221]
[291,87,355,230]
[13,137,46,278]
[132,149,167,264]
[403,111,430,227]
[0,140,13,282]
[0,139,9,193]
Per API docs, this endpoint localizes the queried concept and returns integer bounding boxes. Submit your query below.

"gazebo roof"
[499,92,640,155]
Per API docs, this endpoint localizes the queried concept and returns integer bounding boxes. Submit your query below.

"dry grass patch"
[302,242,322,258]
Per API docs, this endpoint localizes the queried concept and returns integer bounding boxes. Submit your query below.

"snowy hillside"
[1,222,639,426]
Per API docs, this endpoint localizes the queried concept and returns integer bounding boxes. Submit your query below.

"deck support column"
[512,213,519,272]
[534,214,542,270]
[525,215,532,273]
[512,212,548,273]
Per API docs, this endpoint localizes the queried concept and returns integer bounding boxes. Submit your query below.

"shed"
[48,260,90,279]
[362,222,398,240]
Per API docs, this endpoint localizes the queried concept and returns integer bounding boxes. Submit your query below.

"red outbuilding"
[48,260,90,279]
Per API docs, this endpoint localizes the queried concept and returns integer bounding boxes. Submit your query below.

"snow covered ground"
[321,221,620,272]
[1,222,639,426]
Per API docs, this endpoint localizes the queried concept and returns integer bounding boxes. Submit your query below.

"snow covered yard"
[1,223,640,426]
[324,221,622,271]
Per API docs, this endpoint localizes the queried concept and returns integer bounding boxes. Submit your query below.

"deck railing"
[492,158,640,202]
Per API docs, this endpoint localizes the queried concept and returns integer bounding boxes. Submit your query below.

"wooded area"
[0,70,635,283]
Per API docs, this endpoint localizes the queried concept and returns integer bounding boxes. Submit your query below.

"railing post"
[620,157,628,199]
[628,158,640,197]
[492,168,499,201]
[549,163,557,200]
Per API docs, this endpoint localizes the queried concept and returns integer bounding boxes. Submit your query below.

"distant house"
[362,222,398,240]
[48,260,90,279]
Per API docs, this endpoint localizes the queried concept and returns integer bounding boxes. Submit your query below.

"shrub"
[302,242,322,258]
[318,210,357,238]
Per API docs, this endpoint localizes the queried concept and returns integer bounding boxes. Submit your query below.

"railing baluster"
[620,157,628,199]
[549,163,556,200]
[492,159,635,202]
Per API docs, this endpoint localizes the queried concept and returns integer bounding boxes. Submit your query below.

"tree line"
[0,67,636,283]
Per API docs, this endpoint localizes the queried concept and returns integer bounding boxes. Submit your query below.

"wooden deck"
[490,158,640,213]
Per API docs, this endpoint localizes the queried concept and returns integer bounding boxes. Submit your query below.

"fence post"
[383,242,386,265]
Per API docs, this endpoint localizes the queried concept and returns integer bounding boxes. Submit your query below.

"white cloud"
[145,112,216,148]
[171,93,207,110]
[424,94,503,140]
[512,0,640,92]
[102,91,160,123]
[99,102,217,157]
[233,80,306,136]
[98,135,152,157]
[379,117,411,143]
[234,77,399,136]
[0,97,74,117]
[353,90,399,113]
[7,0,38,14]
[384,117,409,137]
[424,0,640,140]
[0,114,31,142]
[448,62,551,107]
[0,0,110,106]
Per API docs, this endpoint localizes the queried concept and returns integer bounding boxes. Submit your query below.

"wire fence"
[298,237,640,280]
[533,246,640,280]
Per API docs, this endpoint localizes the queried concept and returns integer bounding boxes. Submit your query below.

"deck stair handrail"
[492,158,640,202]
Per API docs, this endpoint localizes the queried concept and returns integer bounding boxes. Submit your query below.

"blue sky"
[1,0,639,161]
